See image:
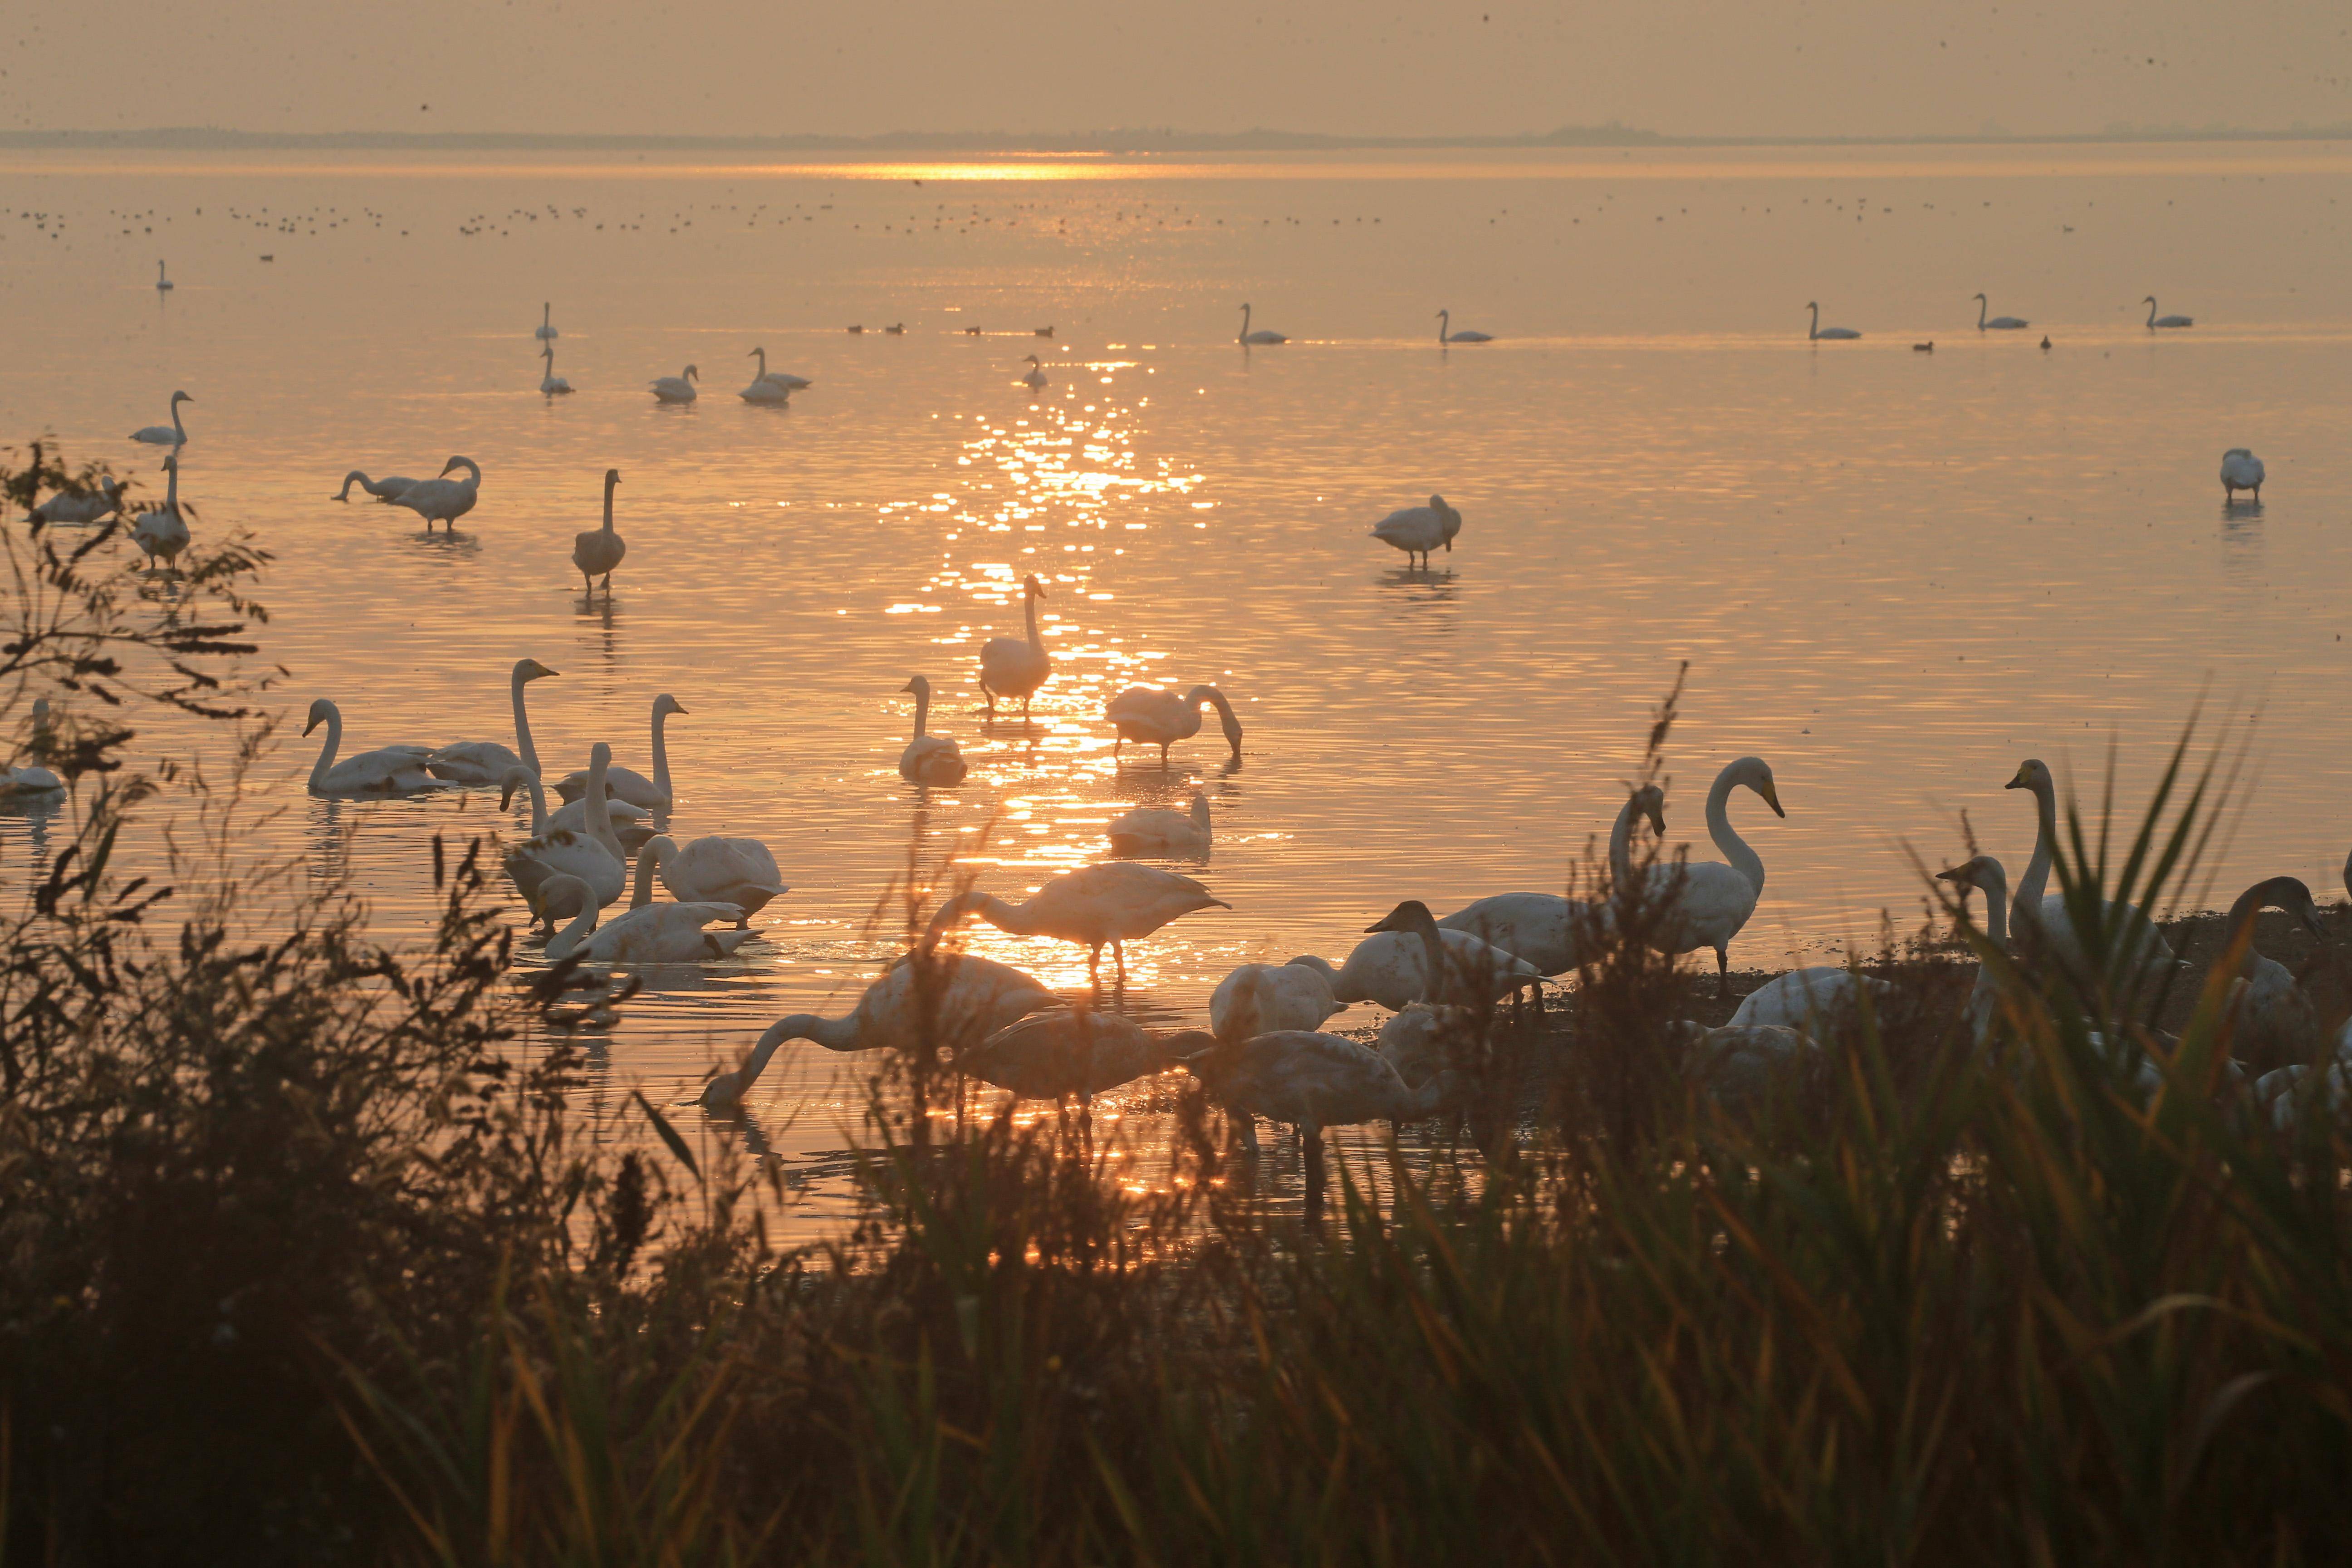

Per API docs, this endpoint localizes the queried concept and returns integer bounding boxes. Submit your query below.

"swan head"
[439,455,475,478]
[1022,573,1047,599]
[2143,296,2158,305]
[1632,782,1667,837]
[1936,854,2008,903]
[590,740,613,773]
[654,693,687,720]
[160,454,178,474]
[1365,899,1438,936]
[684,365,700,381]
[1974,293,1987,303]
[603,468,621,492]
[513,657,560,684]
[901,675,932,700]
[2005,758,2052,796]
[496,764,539,809]
[1805,301,1819,312]
[169,390,192,407]
[1728,756,1785,817]
[301,697,337,737]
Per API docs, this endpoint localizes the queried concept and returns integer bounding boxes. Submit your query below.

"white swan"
[1106,683,1241,764]
[426,658,559,785]
[1936,854,2012,1044]
[649,364,699,403]
[1307,903,1543,1011]
[1805,302,1860,341]
[1368,495,1461,568]
[2221,449,2265,502]
[129,390,191,446]
[554,693,683,810]
[132,456,190,571]
[2144,296,2194,329]
[301,698,437,796]
[28,477,122,525]
[1646,756,1783,995]
[657,833,787,927]
[955,1007,1170,1102]
[1361,903,1512,1096]
[1973,293,2029,330]
[539,870,753,965]
[2215,876,2325,1061]
[1209,957,1342,1041]
[1175,1010,1463,1178]
[1020,354,1048,391]
[1438,784,1665,975]
[154,260,173,293]
[388,456,481,532]
[2004,758,2179,995]
[572,469,626,595]
[978,574,1052,718]
[539,344,574,395]
[1238,303,1286,345]
[700,951,1058,1107]
[1674,1019,1813,1108]
[739,349,792,404]
[501,746,628,921]
[746,348,811,391]
[1436,309,1492,343]
[333,470,416,503]
[535,302,558,341]
[1107,791,1210,856]
[0,699,66,796]
[923,862,1228,981]
[897,675,968,785]
[1727,966,1892,1032]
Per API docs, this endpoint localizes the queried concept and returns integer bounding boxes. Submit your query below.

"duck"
[1105,684,1242,764]
[1438,783,1666,975]
[497,764,634,921]
[2004,758,2180,997]
[553,693,685,810]
[1436,309,1493,344]
[1107,791,1211,856]
[1644,757,1784,996]
[0,699,66,796]
[1805,302,1861,341]
[2144,297,2194,329]
[656,833,787,927]
[1020,355,1048,391]
[923,862,1229,982]
[978,574,1052,719]
[571,469,627,596]
[332,470,417,504]
[538,344,574,395]
[387,456,482,533]
[534,302,559,341]
[539,867,753,965]
[129,390,191,446]
[301,698,438,796]
[955,1006,1169,1104]
[1912,341,1934,353]
[897,675,969,785]
[132,456,190,571]
[1973,293,2029,330]
[1208,957,1343,1041]
[425,658,560,785]
[1368,495,1462,569]
[649,364,699,403]
[1238,303,1286,345]
[700,951,1058,1107]
[28,476,123,525]
[2220,449,2265,503]
[886,323,906,335]
[739,349,793,403]
[1306,900,1543,1011]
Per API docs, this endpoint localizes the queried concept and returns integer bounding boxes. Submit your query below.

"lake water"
[4,141,2349,1222]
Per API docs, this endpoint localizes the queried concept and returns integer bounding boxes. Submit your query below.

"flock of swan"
[1803,292,2194,344]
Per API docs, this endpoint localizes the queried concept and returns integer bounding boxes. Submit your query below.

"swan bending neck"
[1706,769,1765,895]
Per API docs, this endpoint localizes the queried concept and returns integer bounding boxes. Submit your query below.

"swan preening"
[1108,791,1211,856]
[426,657,558,784]
[1436,309,1492,343]
[389,456,482,532]
[27,476,123,525]
[1647,757,1783,995]
[657,833,787,927]
[1106,684,1242,764]
[155,261,173,293]
[539,344,575,395]
[303,698,439,796]
[1974,293,2029,330]
[897,675,969,785]
[1209,957,1342,1040]
[1805,302,1860,341]
[555,693,685,810]
[740,348,792,403]
[650,364,699,403]
[333,470,417,503]
[572,469,627,596]
[1238,303,1286,345]
[1369,495,1462,568]
[979,574,1052,718]
[2144,296,2194,329]
[129,390,191,446]
[2221,449,2265,502]
[924,861,1228,981]
[132,456,190,571]
[535,302,558,340]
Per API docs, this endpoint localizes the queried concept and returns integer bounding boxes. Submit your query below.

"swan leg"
[1235,1115,1260,1156]
[1716,947,1731,999]
[1302,1122,1326,1225]
[1159,743,1171,767]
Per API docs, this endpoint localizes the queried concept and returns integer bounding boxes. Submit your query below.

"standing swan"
[2004,758,2178,993]
[154,261,174,293]
[333,470,417,503]
[898,675,969,785]
[539,344,574,395]
[1238,303,1286,345]
[978,573,1052,719]
[535,302,558,341]
[132,456,190,571]
[923,862,1229,984]
[2144,297,2194,329]
[554,693,684,810]
[1974,293,2029,330]
[739,349,792,403]
[389,456,482,533]
[1105,684,1242,764]
[1369,495,1462,568]
[572,469,627,596]
[426,658,559,785]
[2221,449,2265,502]
[1805,303,1861,341]
[1646,757,1784,996]
[1436,309,1492,343]
[649,364,699,403]
[129,390,192,446]
[301,699,437,796]
[1438,783,1667,975]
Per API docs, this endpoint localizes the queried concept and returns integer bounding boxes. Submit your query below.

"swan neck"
[911,684,930,740]
[1608,792,1644,889]
[584,755,626,859]
[1977,297,1988,329]
[1706,768,1765,895]
[1024,588,1043,651]
[2014,779,2055,922]
[1408,911,1449,1004]
[2222,879,2296,980]
[308,705,342,789]
[548,898,599,962]
[601,476,616,534]
[650,703,673,795]
[631,842,660,909]
[511,669,541,776]
[523,776,548,836]
[172,402,185,440]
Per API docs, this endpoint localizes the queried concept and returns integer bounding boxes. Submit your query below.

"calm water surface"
[3,142,2348,1224]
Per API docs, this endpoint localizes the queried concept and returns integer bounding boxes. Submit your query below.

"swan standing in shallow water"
[1369,495,1461,568]
[2144,296,2194,329]
[1728,965,1892,1032]
[132,456,190,571]
[1436,309,1492,343]
[1438,784,1665,975]
[572,469,627,596]
[389,456,481,532]
[2221,449,2265,502]
[924,862,1228,982]
[649,364,699,403]
[534,302,558,341]
[897,676,968,785]
[739,349,791,403]
[0,700,66,797]
[1306,906,1542,1011]
[955,1007,1170,1104]
[1238,303,1286,345]
[426,658,559,785]
[302,698,437,796]
[539,867,753,965]
[1107,791,1211,856]
[333,470,416,503]
[28,476,123,525]
[539,344,574,395]
[2004,758,2179,994]
[154,260,173,293]
[978,574,1052,718]
[1974,293,2029,330]
[1210,957,1342,1041]
[129,390,191,446]
[498,765,633,921]
[1646,757,1783,996]
[1805,302,1860,341]
[1106,683,1241,764]
[554,694,684,810]
[657,833,787,927]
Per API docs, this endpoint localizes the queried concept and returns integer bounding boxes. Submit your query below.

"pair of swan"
[1974,293,2029,330]
[1437,784,1666,975]
[1238,303,1285,345]
[740,348,794,403]
[1021,355,1048,391]
[978,574,1052,718]
[535,302,558,341]
[303,698,440,795]
[1108,791,1210,856]
[898,676,968,785]
[132,456,190,570]
[1805,303,1860,340]
[333,470,416,503]
[923,861,1228,982]
[389,457,482,532]
[2004,758,2179,995]
[130,390,191,446]
[650,365,699,403]
[1436,309,1491,343]
[2221,449,2265,501]
[1106,684,1241,764]
[2144,297,2193,329]
[1369,495,1461,568]
[539,344,574,395]
[28,477,123,525]
[0,700,65,796]
[572,469,626,595]
[499,753,629,918]
[554,693,685,809]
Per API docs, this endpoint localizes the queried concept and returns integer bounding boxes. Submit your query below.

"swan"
[1173,1006,1464,1181]
[129,390,191,446]
[746,348,811,391]
[28,477,122,525]
[2144,297,2194,329]
[538,344,574,395]
[1238,303,1286,345]
[2004,758,2179,995]
[572,469,627,595]
[1436,309,1492,343]
[425,657,559,785]
[657,833,787,927]
[1727,966,1893,1032]
[1209,957,1342,1041]
[700,951,1058,1107]
[955,1006,1171,1102]
[1308,902,1543,1011]
[649,364,699,402]
[978,573,1052,718]
[2221,449,2265,502]
[132,456,190,571]
[388,456,481,532]
[1106,683,1242,764]
[923,862,1229,981]
[1805,302,1861,341]
[1438,783,1666,975]
[1974,293,2029,330]
[553,693,683,810]
[1645,757,1784,996]
[498,765,640,918]
[0,699,66,796]
[1020,355,1048,391]
[2215,876,2325,1063]
[154,260,173,293]
[301,698,438,796]
[1936,854,2013,1044]
[1673,1019,1813,1108]
[738,349,792,404]
[1107,791,1210,856]
[897,675,968,785]
[1368,495,1461,568]
[539,870,753,966]
[333,470,417,503]
[535,302,558,341]
[1360,903,1513,1095]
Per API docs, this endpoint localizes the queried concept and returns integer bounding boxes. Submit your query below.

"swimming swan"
[535,302,558,341]
[1105,684,1241,764]
[923,861,1229,980]
[1021,355,1048,391]
[554,693,683,810]
[1238,303,1286,345]
[1437,783,1666,975]
[497,764,631,921]
[1805,302,1860,341]
[650,364,699,402]
[1369,495,1461,568]
[746,348,811,391]
[129,390,191,446]
[426,657,559,785]
[0,700,66,796]
[539,344,574,395]
[898,675,969,785]
[740,349,792,403]
[1107,791,1211,856]
[539,866,753,965]
[28,477,123,525]
[1974,293,2029,330]
[2144,297,2194,329]
[388,456,481,532]
[572,468,627,595]
[1646,756,1783,995]
[1437,309,1492,343]
[657,833,787,927]
[978,574,1052,718]
[302,698,437,796]
[155,261,173,293]
[333,470,417,503]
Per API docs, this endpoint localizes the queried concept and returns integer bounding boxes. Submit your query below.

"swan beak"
[1934,866,1964,887]
[2003,765,2032,789]
[499,785,517,810]
[1760,781,1786,818]
[672,703,690,716]
[2301,903,2328,939]
[301,716,322,737]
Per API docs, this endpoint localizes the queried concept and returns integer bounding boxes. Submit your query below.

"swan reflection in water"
[2221,509,2266,588]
